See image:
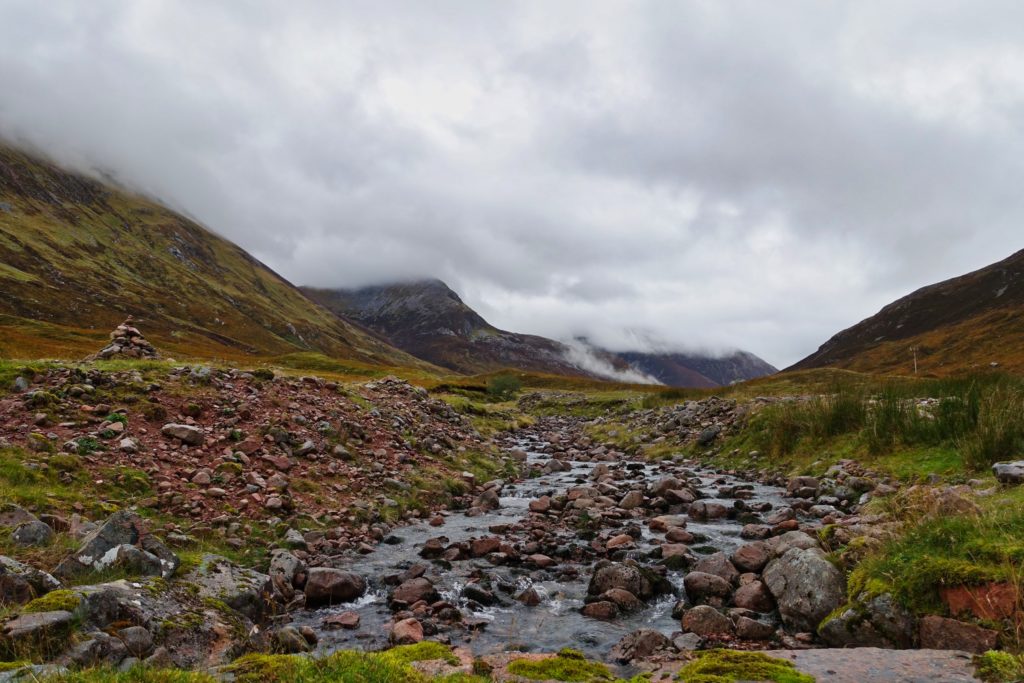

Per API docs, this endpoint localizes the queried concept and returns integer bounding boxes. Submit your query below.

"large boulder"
[763,547,845,632]
[186,555,270,621]
[993,461,1024,485]
[304,568,366,607]
[53,511,179,581]
[683,572,732,604]
[587,562,670,602]
[818,593,916,648]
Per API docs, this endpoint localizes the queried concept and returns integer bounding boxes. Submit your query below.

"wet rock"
[618,490,644,509]
[733,580,775,613]
[462,583,497,606]
[919,615,997,654]
[693,552,739,585]
[672,633,703,651]
[688,500,728,521]
[274,626,311,653]
[649,515,687,532]
[390,618,424,645]
[650,476,684,497]
[392,577,438,606]
[765,530,818,558]
[304,568,366,607]
[11,520,54,547]
[763,547,845,632]
[683,571,732,604]
[610,629,672,663]
[470,537,501,557]
[160,423,204,446]
[682,605,733,636]
[323,611,360,630]
[581,601,618,620]
[731,541,770,573]
[787,476,820,498]
[599,588,643,613]
[587,562,668,601]
[516,587,542,606]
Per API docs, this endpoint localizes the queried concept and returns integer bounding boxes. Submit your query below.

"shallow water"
[291,438,789,660]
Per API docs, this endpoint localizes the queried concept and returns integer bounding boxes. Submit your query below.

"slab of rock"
[992,461,1024,485]
[919,615,998,654]
[391,577,438,606]
[187,555,269,621]
[610,628,671,663]
[763,547,845,632]
[160,423,204,446]
[53,511,179,581]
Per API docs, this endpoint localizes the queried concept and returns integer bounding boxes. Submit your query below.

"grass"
[720,373,1024,477]
[224,643,483,683]
[674,650,815,683]
[974,651,1024,682]
[41,668,216,682]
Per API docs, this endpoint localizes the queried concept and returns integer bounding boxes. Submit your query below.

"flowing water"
[291,436,789,660]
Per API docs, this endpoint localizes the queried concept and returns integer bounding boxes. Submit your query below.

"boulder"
[693,552,739,585]
[683,571,732,604]
[187,555,269,621]
[389,618,424,645]
[682,605,733,636]
[53,511,178,580]
[919,615,998,654]
[391,577,438,606]
[304,568,366,607]
[731,542,770,573]
[581,601,618,620]
[0,555,61,607]
[609,629,671,663]
[733,580,775,613]
[11,520,54,547]
[763,547,845,632]
[819,593,916,648]
[992,461,1024,485]
[735,615,775,640]
[587,562,668,601]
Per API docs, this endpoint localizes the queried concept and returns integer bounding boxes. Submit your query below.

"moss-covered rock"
[674,650,815,683]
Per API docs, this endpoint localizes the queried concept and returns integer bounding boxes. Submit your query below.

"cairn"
[90,317,160,360]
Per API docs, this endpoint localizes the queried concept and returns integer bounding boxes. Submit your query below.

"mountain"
[304,280,777,386]
[618,350,779,388]
[0,144,430,367]
[789,248,1024,375]
[302,279,585,377]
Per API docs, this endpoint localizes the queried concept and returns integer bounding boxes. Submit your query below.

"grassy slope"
[0,145,433,370]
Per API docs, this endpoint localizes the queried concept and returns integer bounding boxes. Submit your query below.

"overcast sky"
[2,1,1023,367]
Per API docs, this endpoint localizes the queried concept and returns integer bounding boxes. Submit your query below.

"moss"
[0,661,31,672]
[22,589,81,614]
[506,649,614,681]
[381,642,460,666]
[974,651,1024,683]
[674,650,815,683]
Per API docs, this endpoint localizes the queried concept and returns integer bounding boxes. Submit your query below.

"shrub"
[487,375,522,401]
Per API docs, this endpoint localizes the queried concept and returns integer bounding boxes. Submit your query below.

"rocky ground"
[0,365,1014,681]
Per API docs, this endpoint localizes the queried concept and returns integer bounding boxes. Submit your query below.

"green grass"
[41,667,216,682]
[842,486,1024,642]
[506,648,615,682]
[674,650,815,683]
[225,643,482,683]
[974,651,1024,682]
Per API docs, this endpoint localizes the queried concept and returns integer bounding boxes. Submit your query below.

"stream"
[290,429,790,661]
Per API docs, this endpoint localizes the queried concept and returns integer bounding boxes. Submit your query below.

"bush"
[487,375,522,401]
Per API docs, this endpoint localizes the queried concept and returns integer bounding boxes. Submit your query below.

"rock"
[819,593,916,649]
[187,555,269,621]
[517,587,542,606]
[116,626,153,657]
[650,477,684,497]
[529,496,551,513]
[992,461,1024,485]
[12,376,29,393]
[731,542,770,573]
[672,633,703,651]
[160,424,204,446]
[606,534,635,550]
[735,615,775,640]
[733,580,775,613]
[688,500,728,520]
[389,618,424,645]
[600,588,642,613]
[392,577,438,606]
[323,611,360,630]
[274,626,311,653]
[765,531,818,558]
[940,582,1019,621]
[610,629,671,663]
[587,562,668,602]
[11,520,55,547]
[462,583,497,606]
[268,550,306,590]
[0,555,61,606]
[53,511,178,580]
[304,568,366,606]
[763,547,845,632]
[919,615,998,654]
[618,490,644,510]
[1,610,74,651]
[697,425,721,446]
[581,601,619,620]
[683,571,732,603]
[470,537,501,557]
[693,552,739,585]
[787,476,820,498]
[682,605,733,636]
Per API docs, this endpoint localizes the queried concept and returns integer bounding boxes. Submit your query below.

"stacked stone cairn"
[90,317,159,360]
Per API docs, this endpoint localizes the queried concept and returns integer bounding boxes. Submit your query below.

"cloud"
[1,1,1023,367]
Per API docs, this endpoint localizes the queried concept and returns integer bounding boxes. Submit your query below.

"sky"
[1,1,1023,368]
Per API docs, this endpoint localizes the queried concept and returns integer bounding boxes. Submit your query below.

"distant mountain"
[302,279,584,377]
[0,143,431,368]
[789,248,1024,375]
[618,350,778,388]
[304,279,777,387]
